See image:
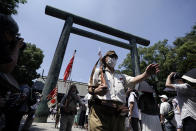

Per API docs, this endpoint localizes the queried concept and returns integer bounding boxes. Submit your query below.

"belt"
[93,100,129,116]
[100,100,123,109]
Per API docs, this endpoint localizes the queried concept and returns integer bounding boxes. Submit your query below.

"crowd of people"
[86,50,196,131]
[58,51,195,131]
[0,13,196,131]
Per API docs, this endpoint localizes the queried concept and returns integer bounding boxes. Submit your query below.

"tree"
[173,24,196,73]
[119,24,196,92]
[0,0,27,15]
[12,43,44,86]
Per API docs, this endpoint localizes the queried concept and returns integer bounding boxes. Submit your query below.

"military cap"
[102,50,118,64]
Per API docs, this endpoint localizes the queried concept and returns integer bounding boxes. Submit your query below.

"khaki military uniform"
[89,68,136,131]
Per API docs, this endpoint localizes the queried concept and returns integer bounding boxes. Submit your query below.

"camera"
[16,36,26,51]
[7,36,26,51]
[171,72,182,82]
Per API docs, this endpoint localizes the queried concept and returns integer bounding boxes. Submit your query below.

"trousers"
[130,117,139,131]
[89,105,125,131]
[59,114,74,131]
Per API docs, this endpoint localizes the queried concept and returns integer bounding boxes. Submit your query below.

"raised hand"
[145,63,160,76]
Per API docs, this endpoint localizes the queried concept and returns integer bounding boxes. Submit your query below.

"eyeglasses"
[108,54,117,58]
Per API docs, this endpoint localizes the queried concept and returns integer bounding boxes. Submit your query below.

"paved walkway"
[22,116,87,131]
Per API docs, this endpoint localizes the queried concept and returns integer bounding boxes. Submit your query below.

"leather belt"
[100,100,123,109]
[89,98,129,116]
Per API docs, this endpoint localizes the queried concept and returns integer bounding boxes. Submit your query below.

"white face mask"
[106,57,117,68]
[161,98,164,103]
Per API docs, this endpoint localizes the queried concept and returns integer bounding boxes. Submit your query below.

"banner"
[47,96,57,108]
[47,87,57,100]
[47,86,58,108]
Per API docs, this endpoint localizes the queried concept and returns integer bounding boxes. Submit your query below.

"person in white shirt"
[160,95,176,131]
[88,50,160,131]
[165,69,196,131]
[83,93,91,129]
[160,95,170,123]
[128,89,139,131]
[172,98,182,131]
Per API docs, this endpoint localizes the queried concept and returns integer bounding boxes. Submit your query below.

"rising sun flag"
[47,86,58,108]
[47,50,76,108]
[63,50,76,82]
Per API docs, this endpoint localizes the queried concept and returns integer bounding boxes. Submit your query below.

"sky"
[13,0,196,83]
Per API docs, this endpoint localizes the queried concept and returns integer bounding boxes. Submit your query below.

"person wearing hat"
[88,50,159,131]
[160,95,168,101]
[165,69,196,131]
[159,94,176,131]
[159,95,169,119]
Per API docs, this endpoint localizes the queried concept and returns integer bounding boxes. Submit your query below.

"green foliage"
[0,0,27,15]
[119,24,196,92]
[12,43,44,86]
[118,53,133,75]
[174,24,196,73]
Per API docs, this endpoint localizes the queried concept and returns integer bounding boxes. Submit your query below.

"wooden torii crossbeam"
[35,5,150,122]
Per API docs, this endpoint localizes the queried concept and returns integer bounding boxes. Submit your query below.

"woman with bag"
[59,84,84,131]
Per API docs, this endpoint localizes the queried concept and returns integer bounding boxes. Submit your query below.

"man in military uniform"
[88,50,159,131]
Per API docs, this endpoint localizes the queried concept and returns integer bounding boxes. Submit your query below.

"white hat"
[182,68,196,84]
[159,95,168,99]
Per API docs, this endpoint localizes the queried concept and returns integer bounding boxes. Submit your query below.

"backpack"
[164,99,174,120]
[164,110,174,120]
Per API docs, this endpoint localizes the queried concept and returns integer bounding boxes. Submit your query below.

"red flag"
[47,86,58,107]
[47,87,57,100]
[50,98,56,104]
[47,96,57,108]
[63,50,76,81]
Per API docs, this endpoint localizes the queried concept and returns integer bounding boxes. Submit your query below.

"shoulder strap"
[132,92,138,104]
[119,73,127,92]
[89,59,100,86]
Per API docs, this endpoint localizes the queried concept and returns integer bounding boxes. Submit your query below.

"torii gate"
[35,5,150,122]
